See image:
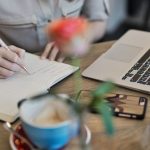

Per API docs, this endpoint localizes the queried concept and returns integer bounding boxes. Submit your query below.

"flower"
[47,17,87,43]
[47,17,88,56]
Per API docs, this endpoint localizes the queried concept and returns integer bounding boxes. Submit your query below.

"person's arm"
[86,21,106,43]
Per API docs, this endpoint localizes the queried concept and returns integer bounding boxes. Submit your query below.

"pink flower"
[47,17,88,56]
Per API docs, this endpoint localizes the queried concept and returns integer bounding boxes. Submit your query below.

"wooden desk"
[0,41,149,150]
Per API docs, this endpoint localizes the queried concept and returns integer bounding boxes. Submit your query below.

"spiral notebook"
[0,53,78,122]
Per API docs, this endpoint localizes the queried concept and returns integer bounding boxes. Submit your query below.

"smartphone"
[76,90,148,120]
[106,93,148,120]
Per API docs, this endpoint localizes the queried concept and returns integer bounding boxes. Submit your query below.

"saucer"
[9,124,34,150]
[10,124,91,150]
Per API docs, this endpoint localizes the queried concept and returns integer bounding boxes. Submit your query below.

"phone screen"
[105,94,147,117]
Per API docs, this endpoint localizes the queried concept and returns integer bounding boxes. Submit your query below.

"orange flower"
[47,17,87,45]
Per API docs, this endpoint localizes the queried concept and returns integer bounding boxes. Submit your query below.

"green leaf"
[92,81,115,98]
[89,81,115,135]
[98,100,115,135]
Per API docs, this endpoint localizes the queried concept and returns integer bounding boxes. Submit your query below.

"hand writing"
[0,45,25,78]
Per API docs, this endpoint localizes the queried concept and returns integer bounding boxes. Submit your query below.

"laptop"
[82,30,150,94]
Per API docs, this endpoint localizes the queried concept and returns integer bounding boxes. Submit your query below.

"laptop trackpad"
[104,44,142,63]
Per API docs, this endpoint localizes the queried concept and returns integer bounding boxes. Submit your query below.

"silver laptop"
[82,30,150,94]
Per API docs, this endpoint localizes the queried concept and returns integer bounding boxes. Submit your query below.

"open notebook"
[0,53,78,122]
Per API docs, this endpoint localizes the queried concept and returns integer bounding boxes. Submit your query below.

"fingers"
[41,42,54,59]
[41,42,66,62]
[0,47,24,66]
[0,46,25,78]
[49,46,59,61]
[9,45,25,58]
[0,57,21,72]
[57,54,65,62]
[0,66,14,78]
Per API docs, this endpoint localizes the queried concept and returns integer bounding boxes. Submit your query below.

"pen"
[0,38,30,74]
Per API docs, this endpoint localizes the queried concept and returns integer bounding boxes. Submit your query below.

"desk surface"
[0,41,150,150]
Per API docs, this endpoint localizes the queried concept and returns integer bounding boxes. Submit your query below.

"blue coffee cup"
[19,94,79,150]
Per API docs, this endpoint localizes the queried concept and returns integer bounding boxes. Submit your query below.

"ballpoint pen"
[0,38,30,74]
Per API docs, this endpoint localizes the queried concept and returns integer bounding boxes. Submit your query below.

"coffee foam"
[32,100,71,126]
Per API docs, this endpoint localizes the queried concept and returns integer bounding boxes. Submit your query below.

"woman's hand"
[0,45,25,78]
[41,42,65,62]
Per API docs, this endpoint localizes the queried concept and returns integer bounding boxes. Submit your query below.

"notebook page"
[0,53,78,122]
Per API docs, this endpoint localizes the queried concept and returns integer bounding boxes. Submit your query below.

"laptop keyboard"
[122,49,150,85]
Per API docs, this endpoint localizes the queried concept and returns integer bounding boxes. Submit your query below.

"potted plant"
[47,17,115,149]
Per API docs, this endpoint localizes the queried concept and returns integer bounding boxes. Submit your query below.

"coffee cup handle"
[18,99,27,108]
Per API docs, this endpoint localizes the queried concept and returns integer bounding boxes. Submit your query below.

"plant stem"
[71,58,82,101]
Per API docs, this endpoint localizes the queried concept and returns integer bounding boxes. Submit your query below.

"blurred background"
[103,0,150,41]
